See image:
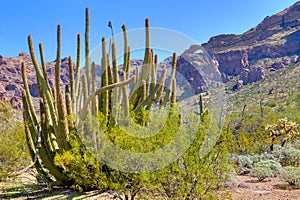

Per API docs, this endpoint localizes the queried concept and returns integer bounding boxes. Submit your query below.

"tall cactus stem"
[28,35,61,149]
[126,46,131,79]
[75,33,81,98]
[57,91,70,150]
[82,74,89,116]
[91,62,98,115]
[121,72,130,119]
[21,62,38,126]
[162,52,176,107]
[100,37,109,117]
[112,42,119,84]
[80,76,134,119]
[199,94,204,116]
[85,7,91,94]
[170,79,176,108]
[135,66,166,113]
[39,43,51,93]
[121,24,129,73]
[55,24,62,100]
[68,56,76,113]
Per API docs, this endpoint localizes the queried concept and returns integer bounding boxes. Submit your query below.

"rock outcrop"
[202,1,300,85]
[235,66,265,89]
[0,52,74,110]
[214,50,248,76]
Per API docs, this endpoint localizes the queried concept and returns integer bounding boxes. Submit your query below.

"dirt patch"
[230,175,300,200]
[1,173,300,199]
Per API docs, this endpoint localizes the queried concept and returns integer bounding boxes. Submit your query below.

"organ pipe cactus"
[22,7,181,187]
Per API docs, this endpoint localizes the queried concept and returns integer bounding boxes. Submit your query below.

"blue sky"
[0,0,298,61]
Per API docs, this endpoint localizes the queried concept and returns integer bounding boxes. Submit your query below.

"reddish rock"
[0,74,10,82]
[203,1,300,68]
[236,80,244,89]
[235,66,265,89]
[214,49,248,76]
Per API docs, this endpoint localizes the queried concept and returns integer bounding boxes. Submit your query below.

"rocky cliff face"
[202,1,300,87]
[0,52,73,110]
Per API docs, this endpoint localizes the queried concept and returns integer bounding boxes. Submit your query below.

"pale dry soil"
[230,175,300,200]
[1,172,300,199]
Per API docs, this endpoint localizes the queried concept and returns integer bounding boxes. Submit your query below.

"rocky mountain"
[0,53,72,110]
[202,1,300,85]
[1,1,300,110]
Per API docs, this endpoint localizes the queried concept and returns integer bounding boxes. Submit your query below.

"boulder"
[235,66,265,89]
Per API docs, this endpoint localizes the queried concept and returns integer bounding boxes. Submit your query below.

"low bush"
[280,166,300,186]
[250,160,282,181]
[0,102,31,181]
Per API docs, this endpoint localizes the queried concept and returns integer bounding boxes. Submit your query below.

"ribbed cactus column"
[91,62,98,115]
[75,33,81,113]
[129,18,151,108]
[99,37,109,118]
[85,7,91,95]
[39,43,51,94]
[162,52,177,107]
[121,24,129,74]
[55,25,62,100]
[21,62,38,126]
[68,56,76,113]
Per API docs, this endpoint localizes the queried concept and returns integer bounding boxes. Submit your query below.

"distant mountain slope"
[201,1,300,78]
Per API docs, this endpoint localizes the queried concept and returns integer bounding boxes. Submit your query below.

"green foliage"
[54,133,107,191]
[266,118,299,150]
[250,160,282,181]
[229,154,253,175]
[251,166,274,181]
[279,166,300,186]
[271,144,300,166]
[225,105,276,155]
[148,115,231,199]
[0,103,30,181]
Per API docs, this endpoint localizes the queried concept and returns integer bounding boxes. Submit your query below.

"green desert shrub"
[251,166,274,181]
[250,160,282,181]
[229,154,253,175]
[271,144,300,166]
[0,102,31,181]
[280,166,300,186]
